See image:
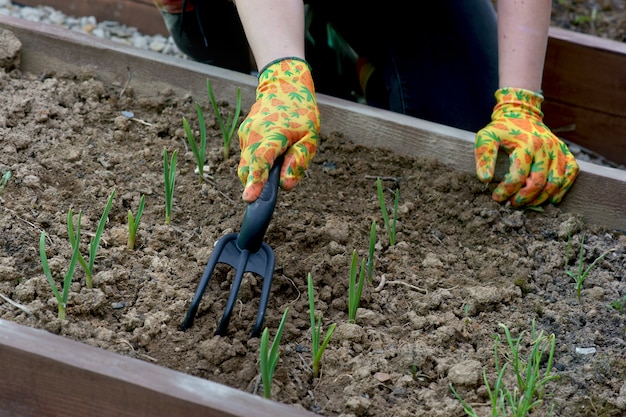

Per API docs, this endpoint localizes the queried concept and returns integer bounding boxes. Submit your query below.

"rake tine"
[215,249,250,336]
[251,243,276,337]
[181,233,237,331]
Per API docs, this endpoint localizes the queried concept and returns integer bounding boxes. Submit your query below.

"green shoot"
[348,249,366,324]
[451,319,558,417]
[608,295,626,313]
[260,307,289,399]
[0,170,11,195]
[566,233,615,301]
[127,194,145,250]
[307,273,336,378]
[163,148,178,224]
[206,78,242,160]
[376,177,398,246]
[69,189,115,289]
[366,220,376,284]
[182,102,208,182]
[39,210,83,320]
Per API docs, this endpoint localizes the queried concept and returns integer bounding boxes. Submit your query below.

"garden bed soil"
[1,26,626,417]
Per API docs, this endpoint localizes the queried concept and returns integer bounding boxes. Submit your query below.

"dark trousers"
[159,0,499,132]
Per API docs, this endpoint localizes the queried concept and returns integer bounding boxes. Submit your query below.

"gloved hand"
[474,87,579,207]
[237,58,321,202]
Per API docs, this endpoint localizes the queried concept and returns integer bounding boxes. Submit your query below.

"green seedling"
[259,308,289,399]
[183,102,208,182]
[608,295,626,313]
[451,319,557,417]
[348,249,366,324]
[163,148,178,224]
[0,170,11,195]
[69,189,115,289]
[39,210,83,320]
[206,78,242,160]
[376,177,398,246]
[566,233,615,301]
[366,220,376,284]
[127,194,145,250]
[463,303,471,326]
[307,273,336,378]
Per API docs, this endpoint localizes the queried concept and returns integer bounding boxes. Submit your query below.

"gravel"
[0,0,185,58]
[1,0,623,170]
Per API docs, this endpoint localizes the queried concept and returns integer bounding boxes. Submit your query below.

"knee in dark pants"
[158,0,252,74]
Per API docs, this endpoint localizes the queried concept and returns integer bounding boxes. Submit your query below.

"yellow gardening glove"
[475,87,579,207]
[237,58,321,202]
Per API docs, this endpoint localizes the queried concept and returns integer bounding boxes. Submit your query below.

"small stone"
[448,359,483,387]
[373,372,391,383]
[22,175,40,188]
[149,39,166,52]
[575,347,597,355]
[0,29,21,70]
[111,301,126,309]
[422,252,443,268]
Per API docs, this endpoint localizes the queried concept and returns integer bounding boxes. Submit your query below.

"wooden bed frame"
[0,12,624,417]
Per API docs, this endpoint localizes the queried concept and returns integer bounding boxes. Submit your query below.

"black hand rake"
[181,156,283,337]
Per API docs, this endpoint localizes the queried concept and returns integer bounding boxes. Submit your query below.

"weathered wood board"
[543,27,626,166]
[0,319,317,417]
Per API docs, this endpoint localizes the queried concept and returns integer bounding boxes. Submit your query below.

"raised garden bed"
[1,12,626,417]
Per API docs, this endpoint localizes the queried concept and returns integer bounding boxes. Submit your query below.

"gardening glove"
[237,58,321,203]
[474,87,579,207]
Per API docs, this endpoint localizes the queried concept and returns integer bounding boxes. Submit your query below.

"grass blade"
[85,189,115,288]
[182,102,207,181]
[163,148,178,224]
[207,78,242,160]
[367,220,376,283]
[127,194,145,250]
[259,308,289,399]
[348,250,366,323]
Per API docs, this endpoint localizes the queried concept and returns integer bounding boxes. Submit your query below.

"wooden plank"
[542,100,626,167]
[0,319,317,417]
[0,13,624,232]
[543,27,626,166]
[545,27,626,118]
[15,0,168,35]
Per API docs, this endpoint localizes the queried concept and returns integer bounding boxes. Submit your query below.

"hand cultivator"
[181,157,283,337]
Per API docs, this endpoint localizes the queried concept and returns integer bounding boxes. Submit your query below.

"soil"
[1,5,626,417]
[551,0,626,42]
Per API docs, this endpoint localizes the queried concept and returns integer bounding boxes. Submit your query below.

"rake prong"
[215,250,250,336]
[251,243,276,337]
[181,233,238,331]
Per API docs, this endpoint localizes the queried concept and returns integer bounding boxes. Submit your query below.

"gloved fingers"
[279,136,318,191]
[491,147,531,202]
[525,144,568,206]
[549,154,580,204]
[240,141,284,203]
[509,149,550,207]
[474,129,500,183]
[526,179,561,207]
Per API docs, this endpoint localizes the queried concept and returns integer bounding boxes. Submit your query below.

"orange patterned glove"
[237,58,321,202]
[474,87,579,207]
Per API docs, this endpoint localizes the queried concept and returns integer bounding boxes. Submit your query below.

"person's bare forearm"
[497,0,551,91]
[234,0,305,71]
